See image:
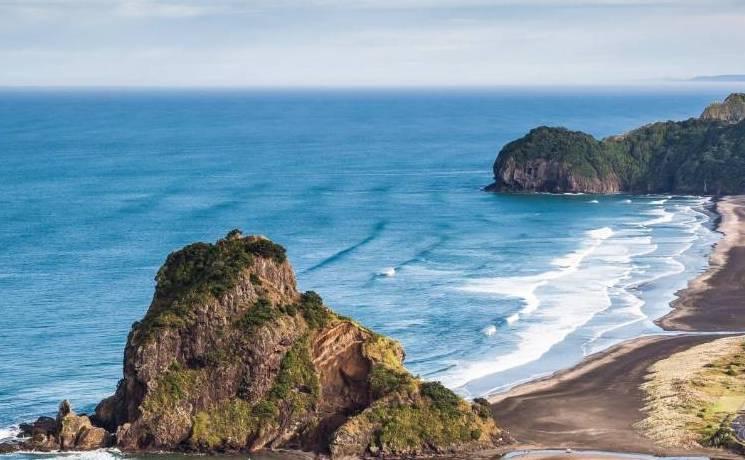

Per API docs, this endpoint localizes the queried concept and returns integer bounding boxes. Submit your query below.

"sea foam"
[0,426,19,441]
[379,267,396,277]
[452,197,714,393]
[450,226,623,387]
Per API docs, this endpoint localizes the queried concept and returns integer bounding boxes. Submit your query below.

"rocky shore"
[1,230,507,458]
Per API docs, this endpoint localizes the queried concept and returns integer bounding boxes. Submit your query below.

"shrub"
[370,366,413,398]
[420,381,460,414]
[472,398,492,419]
[235,298,277,333]
[298,291,332,329]
[243,237,286,263]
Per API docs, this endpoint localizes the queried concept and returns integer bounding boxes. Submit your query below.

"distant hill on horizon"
[690,74,745,82]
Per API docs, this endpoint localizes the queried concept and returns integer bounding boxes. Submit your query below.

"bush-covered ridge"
[489,93,745,194]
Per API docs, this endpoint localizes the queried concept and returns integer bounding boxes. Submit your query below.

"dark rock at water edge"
[0,400,113,453]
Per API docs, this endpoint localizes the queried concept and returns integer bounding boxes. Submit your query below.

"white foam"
[41,452,121,459]
[639,207,674,226]
[378,267,396,277]
[622,199,632,203]
[440,197,715,393]
[451,227,624,387]
[588,227,614,240]
[7,450,125,459]
[482,325,497,336]
[0,426,19,441]
[589,199,599,204]
[649,199,668,205]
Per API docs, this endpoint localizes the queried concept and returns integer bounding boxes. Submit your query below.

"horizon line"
[1,81,744,91]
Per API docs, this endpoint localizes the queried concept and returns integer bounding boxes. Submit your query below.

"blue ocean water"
[0,86,739,452]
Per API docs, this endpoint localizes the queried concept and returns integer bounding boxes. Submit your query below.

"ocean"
[0,86,739,456]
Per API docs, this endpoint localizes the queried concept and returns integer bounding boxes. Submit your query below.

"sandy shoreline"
[658,196,745,331]
[491,196,745,459]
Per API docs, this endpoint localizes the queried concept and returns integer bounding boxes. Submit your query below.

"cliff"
[701,93,745,124]
[488,93,745,194]
[3,230,506,457]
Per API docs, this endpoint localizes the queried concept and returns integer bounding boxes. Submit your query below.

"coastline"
[490,196,745,459]
[657,196,745,331]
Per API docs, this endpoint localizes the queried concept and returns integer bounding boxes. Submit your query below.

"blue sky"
[1,0,743,86]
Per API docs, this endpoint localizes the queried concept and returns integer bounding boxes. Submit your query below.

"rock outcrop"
[701,93,745,124]
[4,230,507,457]
[1,400,114,452]
[488,93,745,194]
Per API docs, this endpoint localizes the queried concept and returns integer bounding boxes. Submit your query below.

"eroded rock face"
[46,230,507,457]
[489,155,622,193]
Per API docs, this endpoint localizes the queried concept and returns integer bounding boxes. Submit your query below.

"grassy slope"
[635,336,745,452]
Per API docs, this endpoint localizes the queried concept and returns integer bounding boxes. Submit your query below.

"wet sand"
[658,196,745,331]
[490,334,732,457]
[491,196,745,459]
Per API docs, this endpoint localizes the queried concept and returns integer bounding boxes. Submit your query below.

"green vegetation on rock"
[330,327,502,457]
[141,363,205,415]
[235,298,278,333]
[190,335,320,450]
[297,291,334,329]
[490,94,745,194]
[340,379,498,456]
[191,399,258,449]
[268,334,320,409]
[138,230,286,338]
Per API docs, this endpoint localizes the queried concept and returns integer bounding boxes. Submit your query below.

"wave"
[2,451,124,459]
[639,207,674,226]
[441,196,715,392]
[589,199,599,204]
[450,227,624,387]
[462,226,615,316]
[304,222,386,273]
[0,426,19,441]
[649,199,668,205]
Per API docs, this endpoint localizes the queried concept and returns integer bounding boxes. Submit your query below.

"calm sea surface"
[1,86,741,457]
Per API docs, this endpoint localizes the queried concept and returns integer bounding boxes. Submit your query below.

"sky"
[0,0,743,87]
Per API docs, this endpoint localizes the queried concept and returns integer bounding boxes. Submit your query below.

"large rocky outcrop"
[488,93,745,194]
[486,127,624,194]
[4,230,507,457]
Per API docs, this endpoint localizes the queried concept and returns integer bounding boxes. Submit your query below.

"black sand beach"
[491,196,745,459]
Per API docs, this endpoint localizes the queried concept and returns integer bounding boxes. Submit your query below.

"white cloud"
[0,0,742,85]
